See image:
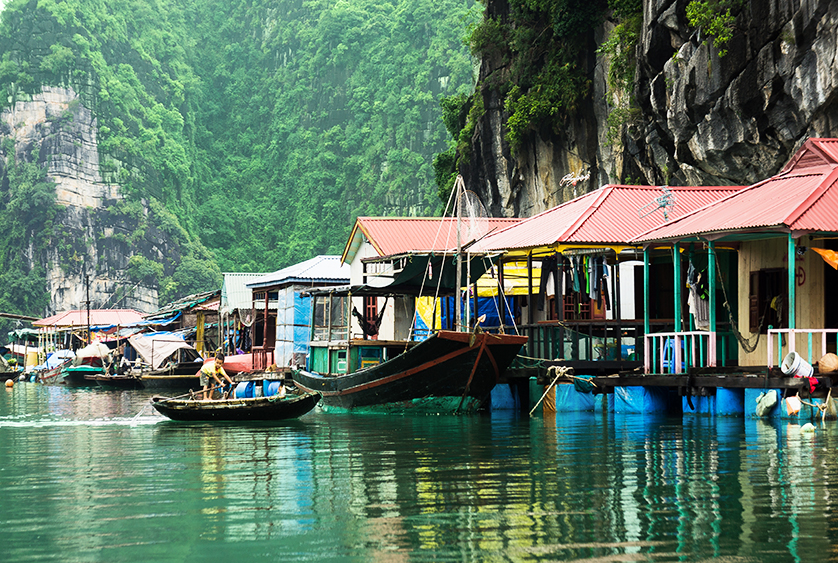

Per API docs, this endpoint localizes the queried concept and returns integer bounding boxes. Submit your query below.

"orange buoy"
[5,379,13,388]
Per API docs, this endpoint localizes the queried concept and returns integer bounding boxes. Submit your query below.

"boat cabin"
[142,291,221,355]
[341,217,519,343]
[305,251,497,376]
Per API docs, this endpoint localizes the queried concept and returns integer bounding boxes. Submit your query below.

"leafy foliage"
[434,0,605,188]
[686,0,743,57]
[597,0,643,148]
[0,155,59,331]
[597,6,641,93]
[0,0,480,306]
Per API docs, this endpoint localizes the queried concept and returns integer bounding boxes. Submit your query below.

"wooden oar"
[155,382,231,403]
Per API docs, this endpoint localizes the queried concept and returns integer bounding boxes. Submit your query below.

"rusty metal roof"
[34,309,144,328]
[636,138,838,242]
[471,185,744,252]
[342,217,521,264]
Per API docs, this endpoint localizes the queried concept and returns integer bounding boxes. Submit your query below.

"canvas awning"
[76,342,112,359]
[128,331,196,370]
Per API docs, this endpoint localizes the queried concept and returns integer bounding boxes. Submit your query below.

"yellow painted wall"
[737,238,825,366]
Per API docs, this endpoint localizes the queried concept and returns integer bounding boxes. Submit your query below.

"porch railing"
[644,331,717,374]
[514,320,659,365]
[767,328,838,368]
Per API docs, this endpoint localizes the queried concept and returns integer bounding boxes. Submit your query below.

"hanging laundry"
[572,257,581,293]
[688,270,710,329]
[537,255,559,311]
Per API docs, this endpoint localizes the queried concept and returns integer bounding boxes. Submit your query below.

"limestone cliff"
[467,0,838,217]
[0,86,180,314]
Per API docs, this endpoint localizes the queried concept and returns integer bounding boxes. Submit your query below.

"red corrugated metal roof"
[34,309,144,328]
[344,217,520,262]
[472,185,744,251]
[636,138,838,242]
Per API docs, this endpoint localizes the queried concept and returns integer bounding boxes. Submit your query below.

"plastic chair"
[662,338,684,372]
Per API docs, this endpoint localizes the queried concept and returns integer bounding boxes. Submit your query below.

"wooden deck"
[506,361,838,397]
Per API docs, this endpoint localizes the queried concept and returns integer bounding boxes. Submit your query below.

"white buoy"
[800,423,816,433]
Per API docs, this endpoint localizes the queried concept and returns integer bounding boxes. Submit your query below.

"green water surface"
[1,383,837,562]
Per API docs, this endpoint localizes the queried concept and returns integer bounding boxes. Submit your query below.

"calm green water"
[2,384,837,562]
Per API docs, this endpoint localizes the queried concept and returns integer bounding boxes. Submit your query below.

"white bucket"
[781,351,814,378]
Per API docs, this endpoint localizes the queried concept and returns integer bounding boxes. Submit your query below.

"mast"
[454,175,463,332]
[85,272,91,344]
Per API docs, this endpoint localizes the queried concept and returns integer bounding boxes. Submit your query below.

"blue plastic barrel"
[234,381,254,398]
[263,381,281,397]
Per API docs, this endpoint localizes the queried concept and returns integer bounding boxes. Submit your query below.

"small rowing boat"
[150,391,321,421]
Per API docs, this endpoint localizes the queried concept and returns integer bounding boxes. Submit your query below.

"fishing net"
[455,186,489,245]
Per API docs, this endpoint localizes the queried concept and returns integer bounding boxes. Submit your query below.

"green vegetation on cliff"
[434,0,608,200]
[0,0,477,310]
[0,149,59,322]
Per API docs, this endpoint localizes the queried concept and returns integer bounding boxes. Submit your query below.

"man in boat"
[200,353,235,400]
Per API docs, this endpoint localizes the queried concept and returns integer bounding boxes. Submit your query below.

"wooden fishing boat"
[84,372,144,389]
[291,330,527,410]
[150,391,321,421]
[37,361,71,384]
[0,371,21,383]
[61,364,105,387]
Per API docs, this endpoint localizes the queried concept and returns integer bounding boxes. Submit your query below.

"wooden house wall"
[737,238,825,366]
[348,241,398,340]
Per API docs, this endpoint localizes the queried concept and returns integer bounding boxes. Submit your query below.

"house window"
[313,296,329,341]
[364,296,378,340]
[364,296,378,320]
[749,268,787,334]
[329,295,348,341]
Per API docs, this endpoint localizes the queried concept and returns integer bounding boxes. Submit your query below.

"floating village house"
[340,217,520,341]
[634,138,838,389]
[246,255,349,370]
[298,217,520,379]
[495,138,838,419]
[33,309,144,353]
[219,272,267,355]
[470,184,744,376]
[141,290,221,355]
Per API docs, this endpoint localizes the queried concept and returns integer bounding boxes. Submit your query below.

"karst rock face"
[0,86,172,314]
[466,0,838,218]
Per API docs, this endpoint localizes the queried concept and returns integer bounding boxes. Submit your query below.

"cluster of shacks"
[14,138,838,417]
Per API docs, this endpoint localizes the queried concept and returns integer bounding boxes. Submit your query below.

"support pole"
[644,247,651,373]
[498,259,506,332]
[455,178,463,332]
[527,251,534,356]
[643,247,650,336]
[788,233,796,330]
[708,241,717,367]
[527,251,534,326]
[85,273,91,344]
[673,243,682,332]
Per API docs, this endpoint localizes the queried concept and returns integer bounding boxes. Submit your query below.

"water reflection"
[3,386,838,561]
